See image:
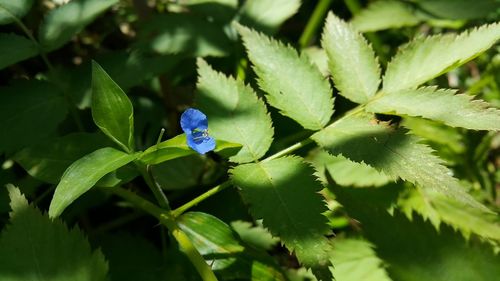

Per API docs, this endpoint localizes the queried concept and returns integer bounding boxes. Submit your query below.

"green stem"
[262,138,314,162]
[109,187,218,281]
[135,162,171,210]
[0,5,85,131]
[298,0,333,48]
[172,181,231,217]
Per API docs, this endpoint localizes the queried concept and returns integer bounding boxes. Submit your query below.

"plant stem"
[298,0,333,48]
[172,181,231,217]
[135,162,171,210]
[263,138,314,162]
[108,187,218,281]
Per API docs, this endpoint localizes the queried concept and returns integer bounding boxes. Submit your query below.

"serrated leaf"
[415,0,500,20]
[137,13,231,57]
[333,185,500,281]
[0,0,33,24]
[49,147,138,218]
[177,212,287,281]
[383,22,500,92]
[367,87,500,130]
[0,80,68,154]
[38,0,118,51]
[139,134,241,165]
[196,59,274,163]
[237,25,334,130]
[351,1,421,32]
[238,0,300,34]
[0,185,108,281]
[308,149,393,187]
[0,33,38,70]
[301,47,329,77]
[331,238,392,281]
[231,156,333,280]
[312,114,488,211]
[92,61,135,153]
[398,186,500,241]
[231,220,279,251]
[322,12,381,104]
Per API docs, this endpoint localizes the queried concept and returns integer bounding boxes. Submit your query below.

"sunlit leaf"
[238,0,300,34]
[351,1,421,32]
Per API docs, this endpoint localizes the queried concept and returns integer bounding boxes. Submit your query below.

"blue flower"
[180,108,216,154]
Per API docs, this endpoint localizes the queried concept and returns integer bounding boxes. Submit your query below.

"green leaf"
[177,212,287,281]
[0,80,68,154]
[301,47,329,77]
[351,1,421,32]
[383,23,500,93]
[333,185,500,281]
[231,156,333,280]
[311,114,488,211]
[137,13,231,57]
[308,149,393,187]
[414,0,500,20]
[0,0,33,24]
[238,0,300,34]
[331,238,392,281]
[139,134,241,165]
[230,220,279,251]
[398,186,500,241]
[175,0,237,23]
[237,25,334,130]
[13,133,113,184]
[92,61,135,153]
[150,154,207,190]
[0,185,108,281]
[38,0,118,51]
[322,12,381,104]
[196,59,274,163]
[49,147,138,218]
[0,33,38,70]
[367,87,500,130]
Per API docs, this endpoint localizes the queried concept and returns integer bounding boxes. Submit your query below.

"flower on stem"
[180,108,216,154]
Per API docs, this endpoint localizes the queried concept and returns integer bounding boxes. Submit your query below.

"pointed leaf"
[333,186,500,281]
[0,0,33,24]
[238,0,300,34]
[383,23,500,92]
[312,114,488,211]
[398,186,500,241]
[367,87,500,130]
[351,1,421,32]
[0,33,38,70]
[196,59,274,163]
[322,12,381,103]
[38,0,118,51]
[231,156,333,279]
[331,238,392,281]
[139,134,241,165]
[92,61,135,153]
[177,212,287,281]
[0,185,108,281]
[308,149,393,187]
[0,81,68,154]
[238,25,334,130]
[49,147,138,218]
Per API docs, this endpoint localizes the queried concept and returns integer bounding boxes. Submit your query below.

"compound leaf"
[0,185,108,281]
[231,156,333,280]
[238,25,334,130]
[383,22,500,93]
[322,12,381,103]
[367,87,500,130]
[312,114,487,211]
[196,59,274,163]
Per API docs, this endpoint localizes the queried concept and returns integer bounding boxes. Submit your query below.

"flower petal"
[180,108,208,134]
[187,134,216,154]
